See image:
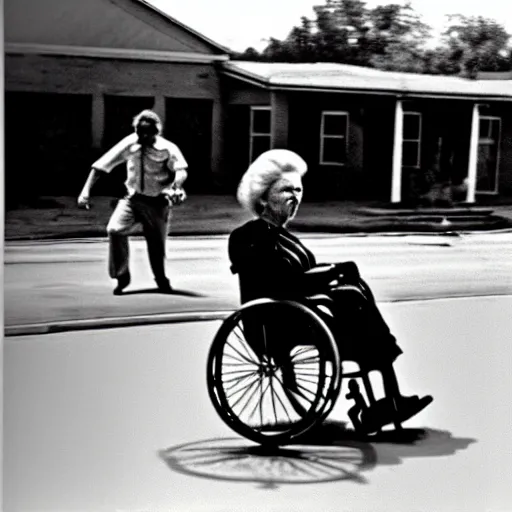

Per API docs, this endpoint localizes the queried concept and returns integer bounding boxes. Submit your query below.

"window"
[320,111,349,165]
[250,106,271,163]
[477,116,501,193]
[402,112,422,168]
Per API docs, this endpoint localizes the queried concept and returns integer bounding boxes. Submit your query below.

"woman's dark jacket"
[228,218,317,303]
[228,218,402,366]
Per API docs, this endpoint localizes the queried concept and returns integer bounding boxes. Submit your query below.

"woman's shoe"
[394,395,434,423]
[359,394,433,432]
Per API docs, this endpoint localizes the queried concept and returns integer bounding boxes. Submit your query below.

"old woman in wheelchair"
[206,149,432,442]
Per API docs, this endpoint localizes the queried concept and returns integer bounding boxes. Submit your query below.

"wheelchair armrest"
[304,293,336,317]
[303,264,337,289]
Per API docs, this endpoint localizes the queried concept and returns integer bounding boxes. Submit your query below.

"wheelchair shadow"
[120,287,206,298]
[159,424,476,489]
[298,420,477,466]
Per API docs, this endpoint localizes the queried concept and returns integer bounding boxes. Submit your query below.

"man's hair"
[237,149,308,216]
[132,109,162,134]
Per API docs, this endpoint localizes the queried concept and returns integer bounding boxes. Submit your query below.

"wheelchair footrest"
[346,379,433,434]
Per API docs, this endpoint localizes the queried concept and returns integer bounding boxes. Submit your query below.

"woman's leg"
[329,282,402,365]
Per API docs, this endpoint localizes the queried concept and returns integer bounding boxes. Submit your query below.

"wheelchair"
[207,262,409,447]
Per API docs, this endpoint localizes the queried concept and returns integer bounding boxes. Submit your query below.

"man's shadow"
[159,422,476,489]
[120,287,206,298]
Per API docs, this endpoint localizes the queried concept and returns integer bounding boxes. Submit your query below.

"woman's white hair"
[237,149,308,215]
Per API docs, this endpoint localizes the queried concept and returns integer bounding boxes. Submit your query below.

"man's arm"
[78,168,103,209]
[163,168,188,205]
[162,142,188,204]
[77,134,134,208]
[173,168,188,188]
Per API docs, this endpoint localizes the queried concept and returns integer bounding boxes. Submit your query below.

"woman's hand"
[334,261,360,281]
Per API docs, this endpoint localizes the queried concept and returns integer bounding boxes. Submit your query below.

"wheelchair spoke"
[223,374,259,400]
[230,375,263,415]
[225,373,260,406]
[293,381,317,401]
[222,370,259,391]
[233,324,261,361]
[246,376,269,425]
[261,324,270,359]
[293,373,321,385]
[221,358,255,366]
[293,353,321,365]
[221,364,257,375]
[293,346,316,357]
[268,375,283,426]
[226,338,258,366]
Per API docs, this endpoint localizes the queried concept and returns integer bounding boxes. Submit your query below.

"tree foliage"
[232,1,512,76]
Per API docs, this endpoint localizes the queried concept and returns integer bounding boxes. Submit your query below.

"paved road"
[4,232,512,330]
[4,296,512,511]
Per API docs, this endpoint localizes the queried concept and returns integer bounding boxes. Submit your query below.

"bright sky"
[149,0,512,51]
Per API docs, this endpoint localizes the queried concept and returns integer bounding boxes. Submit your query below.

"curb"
[5,310,233,337]
[6,293,510,337]
[5,226,512,244]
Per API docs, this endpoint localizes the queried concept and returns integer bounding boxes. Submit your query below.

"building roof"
[135,0,231,54]
[477,71,512,80]
[5,0,230,61]
[222,61,512,100]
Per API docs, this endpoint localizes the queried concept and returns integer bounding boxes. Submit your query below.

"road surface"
[4,232,512,328]
[4,296,512,512]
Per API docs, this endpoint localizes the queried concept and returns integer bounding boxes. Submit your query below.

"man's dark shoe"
[113,274,131,295]
[156,278,173,294]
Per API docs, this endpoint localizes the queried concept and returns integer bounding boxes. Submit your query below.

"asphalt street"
[4,296,512,512]
[4,232,512,332]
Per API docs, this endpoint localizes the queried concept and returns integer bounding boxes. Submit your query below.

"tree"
[442,15,511,77]
[233,0,512,76]
[241,1,433,69]
[364,3,432,72]
[233,47,262,61]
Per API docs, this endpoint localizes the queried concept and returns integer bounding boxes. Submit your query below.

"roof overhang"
[6,42,229,63]
[221,64,512,102]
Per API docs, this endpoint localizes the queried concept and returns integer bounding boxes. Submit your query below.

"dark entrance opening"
[5,91,92,207]
[164,98,213,193]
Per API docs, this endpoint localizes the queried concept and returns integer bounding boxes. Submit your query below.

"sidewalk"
[5,195,512,240]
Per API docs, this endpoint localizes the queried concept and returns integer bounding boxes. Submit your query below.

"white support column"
[91,93,105,149]
[466,103,480,203]
[391,99,404,203]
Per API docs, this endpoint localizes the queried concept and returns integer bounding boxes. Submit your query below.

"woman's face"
[261,173,303,226]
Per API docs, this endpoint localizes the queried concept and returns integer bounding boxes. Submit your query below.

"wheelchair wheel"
[207,299,342,446]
